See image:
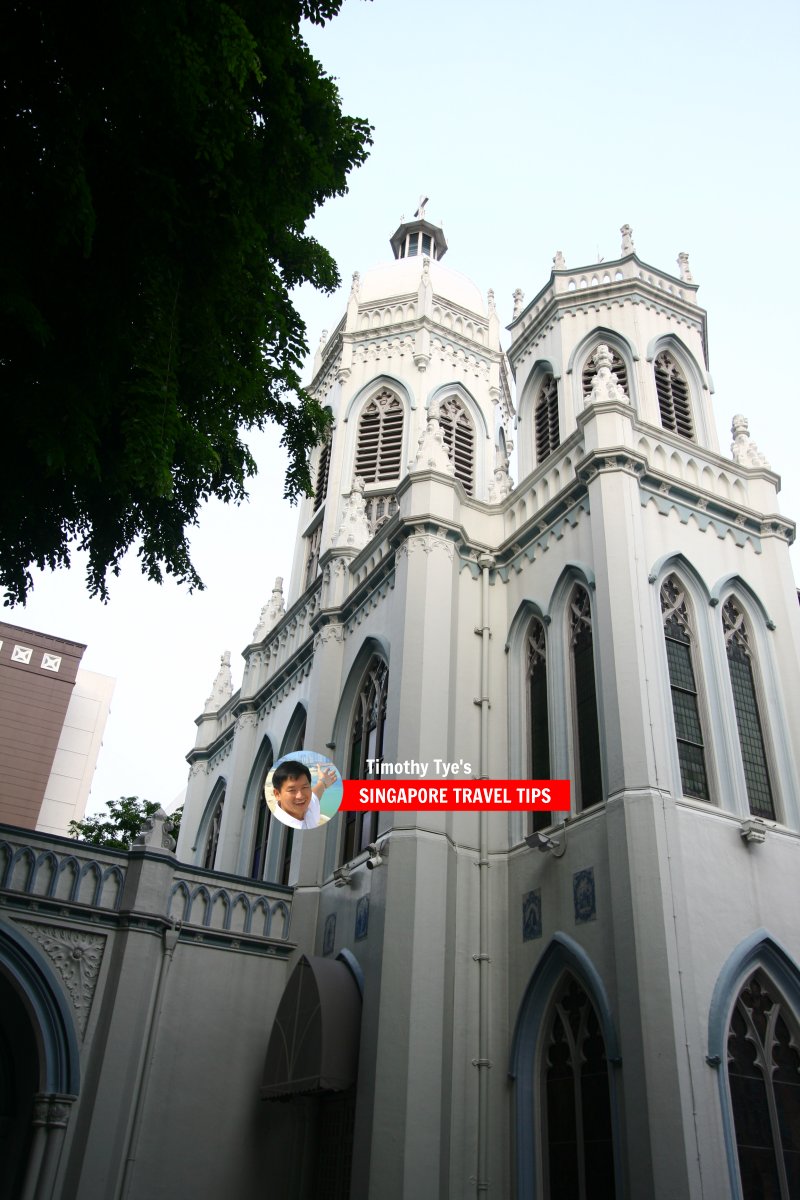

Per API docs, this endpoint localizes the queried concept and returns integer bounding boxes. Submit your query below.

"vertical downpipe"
[475,553,495,1196]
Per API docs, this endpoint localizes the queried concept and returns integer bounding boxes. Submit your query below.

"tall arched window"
[722,598,775,820]
[250,752,274,879]
[661,577,709,801]
[343,659,388,862]
[354,389,404,482]
[569,587,602,811]
[582,348,628,398]
[535,375,560,464]
[654,351,694,439]
[528,617,551,833]
[541,974,616,1199]
[314,435,331,511]
[727,971,800,1198]
[437,396,475,494]
[202,788,225,869]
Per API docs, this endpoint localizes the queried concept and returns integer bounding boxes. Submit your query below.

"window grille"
[202,790,225,869]
[569,587,602,811]
[582,348,628,397]
[654,351,694,439]
[535,375,560,464]
[722,599,775,820]
[727,972,800,1198]
[541,975,616,1199]
[343,659,388,862]
[527,618,551,833]
[437,396,475,493]
[314,437,331,511]
[363,491,399,533]
[354,390,404,483]
[661,577,710,801]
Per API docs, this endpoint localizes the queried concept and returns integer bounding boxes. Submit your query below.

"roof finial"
[415,195,429,219]
[677,252,693,283]
[620,224,635,256]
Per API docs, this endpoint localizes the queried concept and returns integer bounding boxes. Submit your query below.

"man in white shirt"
[269,759,336,830]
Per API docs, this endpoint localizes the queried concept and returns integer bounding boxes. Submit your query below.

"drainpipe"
[117,922,180,1200]
[475,553,494,1196]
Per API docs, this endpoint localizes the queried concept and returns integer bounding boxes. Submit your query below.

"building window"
[250,755,274,879]
[654,351,694,439]
[343,659,388,861]
[314,436,331,511]
[661,577,710,801]
[569,587,602,811]
[437,396,475,494]
[722,599,775,820]
[535,374,560,464]
[304,521,323,591]
[727,971,800,1198]
[582,348,628,398]
[354,390,404,483]
[202,789,225,869]
[541,974,616,1199]
[527,618,551,833]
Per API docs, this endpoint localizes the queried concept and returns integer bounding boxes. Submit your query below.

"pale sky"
[10,0,800,814]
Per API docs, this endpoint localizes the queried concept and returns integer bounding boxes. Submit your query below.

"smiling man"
[269,760,336,830]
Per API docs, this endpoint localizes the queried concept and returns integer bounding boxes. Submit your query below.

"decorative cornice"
[396,533,455,562]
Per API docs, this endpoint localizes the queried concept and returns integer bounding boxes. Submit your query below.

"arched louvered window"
[437,396,475,494]
[354,389,404,482]
[541,974,616,1199]
[654,351,694,439]
[202,789,225,869]
[661,577,710,801]
[569,587,602,811]
[343,659,388,862]
[527,617,552,833]
[314,436,331,511]
[727,971,800,1198]
[722,599,775,820]
[582,348,628,398]
[535,375,560,464]
[250,753,274,879]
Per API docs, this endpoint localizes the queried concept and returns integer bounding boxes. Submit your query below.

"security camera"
[524,829,566,857]
[366,842,384,870]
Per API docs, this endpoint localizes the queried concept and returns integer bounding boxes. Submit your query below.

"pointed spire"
[620,224,635,256]
[332,478,373,551]
[412,402,455,477]
[731,415,769,468]
[512,289,524,319]
[204,651,233,713]
[252,577,286,641]
[586,345,630,406]
[677,252,693,283]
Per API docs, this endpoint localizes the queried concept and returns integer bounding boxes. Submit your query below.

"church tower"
[179,217,800,1200]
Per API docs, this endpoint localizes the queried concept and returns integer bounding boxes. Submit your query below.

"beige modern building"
[2,217,799,1199]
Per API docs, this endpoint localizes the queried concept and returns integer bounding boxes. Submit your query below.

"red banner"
[340,780,570,812]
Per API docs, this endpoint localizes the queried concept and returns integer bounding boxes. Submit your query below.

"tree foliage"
[68,796,182,850]
[0,1,371,603]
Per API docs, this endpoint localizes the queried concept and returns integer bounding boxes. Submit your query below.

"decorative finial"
[350,271,360,297]
[412,405,455,477]
[677,252,693,283]
[585,344,630,407]
[415,195,429,219]
[731,415,769,469]
[620,224,635,256]
[252,577,286,640]
[487,288,496,315]
[332,478,372,550]
[319,329,328,348]
[553,250,566,268]
[204,651,233,713]
[512,288,524,319]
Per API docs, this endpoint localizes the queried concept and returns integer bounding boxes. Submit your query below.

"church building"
[2,211,799,1199]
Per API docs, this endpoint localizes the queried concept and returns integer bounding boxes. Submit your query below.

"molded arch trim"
[710,574,775,629]
[341,374,415,424]
[518,358,562,429]
[426,380,490,441]
[0,918,80,1095]
[566,326,639,377]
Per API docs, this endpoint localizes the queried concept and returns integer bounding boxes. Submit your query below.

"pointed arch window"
[654,351,694,439]
[727,971,800,1198]
[250,752,274,880]
[354,389,404,482]
[202,788,225,869]
[527,618,551,833]
[541,974,616,1199]
[314,435,331,511]
[722,599,775,820]
[535,374,560,464]
[661,577,709,801]
[582,348,628,398]
[343,659,388,862]
[437,396,475,494]
[569,587,602,811]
